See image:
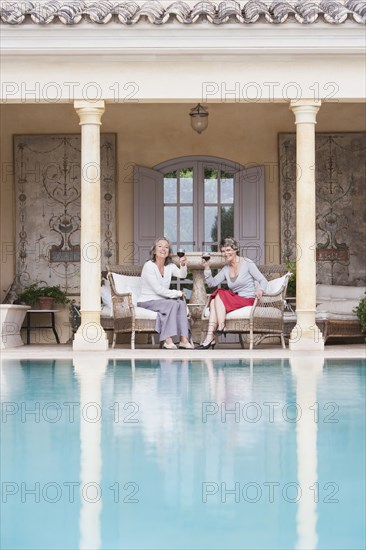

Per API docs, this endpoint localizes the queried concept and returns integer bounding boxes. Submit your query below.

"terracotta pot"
[37,297,55,310]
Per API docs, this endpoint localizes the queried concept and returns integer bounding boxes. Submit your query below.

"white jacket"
[138,260,187,302]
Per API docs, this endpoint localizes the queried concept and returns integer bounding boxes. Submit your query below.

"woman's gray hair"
[220,237,239,255]
[149,237,173,265]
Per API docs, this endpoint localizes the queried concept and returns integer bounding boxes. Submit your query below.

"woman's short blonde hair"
[220,237,239,255]
[149,237,173,265]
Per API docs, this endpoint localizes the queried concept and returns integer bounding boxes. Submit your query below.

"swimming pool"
[1,358,365,549]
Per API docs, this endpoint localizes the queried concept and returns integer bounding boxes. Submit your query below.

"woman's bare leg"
[213,295,226,331]
[202,302,218,344]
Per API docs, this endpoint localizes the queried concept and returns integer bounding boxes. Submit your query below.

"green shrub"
[285,260,296,297]
[354,293,366,334]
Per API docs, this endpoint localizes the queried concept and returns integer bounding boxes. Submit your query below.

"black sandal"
[214,325,227,337]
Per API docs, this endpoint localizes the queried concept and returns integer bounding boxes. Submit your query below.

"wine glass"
[177,248,185,258]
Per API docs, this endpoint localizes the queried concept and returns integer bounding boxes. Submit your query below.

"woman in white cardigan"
[137,237,193,349]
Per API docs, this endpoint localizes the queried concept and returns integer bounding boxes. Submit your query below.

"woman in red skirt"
[197,237,268,349]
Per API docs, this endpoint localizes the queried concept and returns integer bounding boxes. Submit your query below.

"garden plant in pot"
[18,283,70,310]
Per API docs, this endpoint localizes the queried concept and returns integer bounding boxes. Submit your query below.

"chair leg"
[239,334,246,349]
[249,332,254,350]
[131,331,135,350]
[280,334,286,349]
[112,332,117,349]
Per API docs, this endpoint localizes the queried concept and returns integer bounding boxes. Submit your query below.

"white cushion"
[226,306,253,319]
[315,312,359,321]
[326,313,359,321]
[111,273,142,305]
[101,279,112,310]
[316,300,360,316]
[135,307,157,320]
[266,274,289,295]
[284,312,359,322]
[317,284,366,301]
[100,303,156,320]
[204,305,281,320]
[101,304,112,318]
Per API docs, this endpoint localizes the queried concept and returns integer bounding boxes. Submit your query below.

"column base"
[73,323,109,351]
[289,326,324,351]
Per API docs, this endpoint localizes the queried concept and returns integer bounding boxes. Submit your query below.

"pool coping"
[1,343,365,361]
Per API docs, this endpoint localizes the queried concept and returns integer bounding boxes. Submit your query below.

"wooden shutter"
[234,166,265,263]
[133,166,164,265]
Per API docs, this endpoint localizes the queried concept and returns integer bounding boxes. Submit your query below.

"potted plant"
[354,292,366,339]
[18,283,70,310]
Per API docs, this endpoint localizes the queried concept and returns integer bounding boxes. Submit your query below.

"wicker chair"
[107,264,192,349]
[107,265,158,349]
[201,264,290,349]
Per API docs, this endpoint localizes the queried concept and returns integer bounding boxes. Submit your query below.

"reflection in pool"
[1,358,365,549]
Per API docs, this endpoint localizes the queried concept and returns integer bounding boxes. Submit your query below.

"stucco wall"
[1,101,365,304]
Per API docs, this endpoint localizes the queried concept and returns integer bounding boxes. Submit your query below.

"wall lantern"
[189,103,209,134]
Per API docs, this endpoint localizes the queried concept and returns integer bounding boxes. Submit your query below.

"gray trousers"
[137,299,190,342]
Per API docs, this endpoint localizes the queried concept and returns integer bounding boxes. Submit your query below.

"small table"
[172,252,226,342]
[172,252,226,308]
[24,309,60,344]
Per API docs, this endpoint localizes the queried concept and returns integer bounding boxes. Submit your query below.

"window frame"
[155,156,243,252]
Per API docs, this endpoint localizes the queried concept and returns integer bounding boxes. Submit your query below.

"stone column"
[73,100,108,351]
[289,100,324,351]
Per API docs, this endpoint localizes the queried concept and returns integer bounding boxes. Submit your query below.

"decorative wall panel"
[14,134,116,294]
[279,133,366,286]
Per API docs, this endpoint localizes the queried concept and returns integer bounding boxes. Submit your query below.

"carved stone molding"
[1,1,365,26]
[14,134,117,294]
[279,132,366,286]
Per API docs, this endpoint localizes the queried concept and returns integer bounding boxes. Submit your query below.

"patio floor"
[1,342,365,361]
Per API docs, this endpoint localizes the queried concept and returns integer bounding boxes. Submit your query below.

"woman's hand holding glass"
[202,251,211,269]
[179,257,186,267]
[177,248,187,267]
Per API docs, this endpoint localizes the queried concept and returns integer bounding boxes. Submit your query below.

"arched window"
[134,156,264,264]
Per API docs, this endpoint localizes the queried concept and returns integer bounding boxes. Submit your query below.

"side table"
[24,309,60,344]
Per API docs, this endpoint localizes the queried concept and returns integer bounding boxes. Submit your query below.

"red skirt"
[209,289,255,313]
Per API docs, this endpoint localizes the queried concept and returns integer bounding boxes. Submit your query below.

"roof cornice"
[2,21,365,57]
[1,0,365,26]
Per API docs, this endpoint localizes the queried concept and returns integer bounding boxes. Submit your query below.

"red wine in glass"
[202,252,211,262]
[177,248,185,258]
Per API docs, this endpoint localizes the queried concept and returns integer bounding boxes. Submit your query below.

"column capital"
[290,99,321,124]
[74,100,105,125]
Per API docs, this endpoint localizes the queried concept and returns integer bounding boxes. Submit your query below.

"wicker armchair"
[107,264,192,349]
[201,265,290,349]
[107,265,158,349]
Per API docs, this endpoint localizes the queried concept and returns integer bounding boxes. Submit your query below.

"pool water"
[1,358,365,550]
